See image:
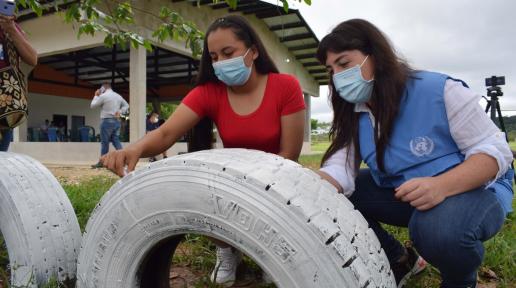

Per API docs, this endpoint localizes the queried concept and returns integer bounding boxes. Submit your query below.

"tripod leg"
[496,102,508,140]
[494,101,516,182]
[485,101,491,114]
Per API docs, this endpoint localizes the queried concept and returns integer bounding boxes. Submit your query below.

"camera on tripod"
[483,75,515,182]
[485,75,505,97]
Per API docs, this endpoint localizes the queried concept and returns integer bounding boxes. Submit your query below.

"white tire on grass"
[0,152,82,287]
[77,149,396,288]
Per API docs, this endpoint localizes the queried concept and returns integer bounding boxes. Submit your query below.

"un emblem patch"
[410,136,434,157]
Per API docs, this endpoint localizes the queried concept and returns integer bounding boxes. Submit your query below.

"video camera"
[486,76,505,87]
[485,75,505,98]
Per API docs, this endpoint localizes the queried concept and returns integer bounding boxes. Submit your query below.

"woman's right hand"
[101,145,142,177]
[99,103,201,177]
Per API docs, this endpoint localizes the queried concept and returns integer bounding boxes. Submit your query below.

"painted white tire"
[77,149,396,287]
[0,152,82,287]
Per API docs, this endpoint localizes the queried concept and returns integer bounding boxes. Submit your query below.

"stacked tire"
[0,152,82,287]
[76,149,396,288]
[0,149,396,287]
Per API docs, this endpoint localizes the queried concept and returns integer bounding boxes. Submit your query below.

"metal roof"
[176,0,329,85]
[34,46,199,98]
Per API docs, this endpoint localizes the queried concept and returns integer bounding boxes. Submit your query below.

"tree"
[318,121,330,129]
[146,102,178,120]
[311,118,318,131]
[18,0,313,56]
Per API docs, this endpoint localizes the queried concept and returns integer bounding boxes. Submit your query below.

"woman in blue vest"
[317,19,513,288]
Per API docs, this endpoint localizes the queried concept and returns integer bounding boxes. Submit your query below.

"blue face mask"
[332,56,374,104]
[213,49,252,86]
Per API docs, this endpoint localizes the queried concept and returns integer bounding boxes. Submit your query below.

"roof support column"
[129,45,147,143]
[304,93,311,142]
[13,120,27,142]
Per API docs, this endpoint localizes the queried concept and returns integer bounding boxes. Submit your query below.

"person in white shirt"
[316,19,513,288]
[90,83,129,168]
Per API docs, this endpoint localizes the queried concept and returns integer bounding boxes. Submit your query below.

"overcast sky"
[295,0,516,123]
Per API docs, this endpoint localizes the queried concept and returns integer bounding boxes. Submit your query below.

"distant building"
[11,0,328,164]
[311,128,330,135]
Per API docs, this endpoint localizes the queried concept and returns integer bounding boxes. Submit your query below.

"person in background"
[90,83,129,168]
[0,13,37,151]
[39,119,49,141]
[57,121,66,141]
[40,119,49,129]
[145,111,168,162]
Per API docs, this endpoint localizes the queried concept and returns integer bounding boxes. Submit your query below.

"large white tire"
[0,152,82,287]
[77,149,396,287]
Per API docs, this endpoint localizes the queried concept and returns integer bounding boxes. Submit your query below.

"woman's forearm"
[316,170,343,193]
[127,127,178,158]
[278,150,300,162]
[437,153,499,197]
[128,104,201,158]
[7,26,38,66]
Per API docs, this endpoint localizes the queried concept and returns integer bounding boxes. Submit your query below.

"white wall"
[9,142,310,165]
[20,14,105,57]
[9,142,190,165]
[28,93,101,133]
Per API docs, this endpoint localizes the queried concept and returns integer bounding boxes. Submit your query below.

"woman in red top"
[102,15,306,286]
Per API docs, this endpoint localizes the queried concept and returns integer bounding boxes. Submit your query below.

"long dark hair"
[188,14,279,152]
[317,19,411,172]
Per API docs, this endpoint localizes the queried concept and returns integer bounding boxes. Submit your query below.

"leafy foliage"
[17,0,313,57]
[310,118,318,130]
[496,116,516,141]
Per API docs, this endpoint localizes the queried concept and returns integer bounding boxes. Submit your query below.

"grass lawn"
[298,141,330,169]
[0,143,514,287]
[63,173,516,288]
[311,141,331,153]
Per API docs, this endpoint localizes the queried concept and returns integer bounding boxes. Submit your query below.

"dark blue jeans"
[350,169,506,288]
[0,129,13,151]
[100,118,122,156]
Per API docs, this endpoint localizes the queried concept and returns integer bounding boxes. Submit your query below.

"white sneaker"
[210,246,242,287]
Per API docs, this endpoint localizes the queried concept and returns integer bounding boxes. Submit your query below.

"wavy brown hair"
[188,15,279,152]
[317,19,412,172]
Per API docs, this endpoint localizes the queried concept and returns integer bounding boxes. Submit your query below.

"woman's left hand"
[395,177,447,211]
[0,15,16,33]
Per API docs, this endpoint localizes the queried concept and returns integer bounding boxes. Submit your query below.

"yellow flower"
[0,94,13,108]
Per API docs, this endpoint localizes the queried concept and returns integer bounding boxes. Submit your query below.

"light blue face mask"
[332,56,374,104]
[212,48,252,86]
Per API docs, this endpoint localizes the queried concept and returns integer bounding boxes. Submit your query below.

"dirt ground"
[169,265,270,287]
[45,164,117,183]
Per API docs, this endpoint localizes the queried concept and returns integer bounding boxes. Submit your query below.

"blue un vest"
[359,71,514,215]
